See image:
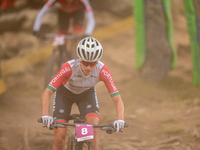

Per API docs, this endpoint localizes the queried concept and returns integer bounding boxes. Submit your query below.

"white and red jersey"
[47,59,119,97]
[33,0,95,35]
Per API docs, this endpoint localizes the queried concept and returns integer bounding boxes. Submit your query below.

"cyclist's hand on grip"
[113,119,125,133]
[42,115,53,129]
[32,31,46,39]
[32,30,40,36]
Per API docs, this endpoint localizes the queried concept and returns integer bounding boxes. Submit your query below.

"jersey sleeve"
[99,65,120,97]
[80,0,92,12]
[47,62,72,92]
[33,0,56,31]
[80,0,95,35]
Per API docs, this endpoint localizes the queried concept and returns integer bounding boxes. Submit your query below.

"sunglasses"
[81,61,98,67]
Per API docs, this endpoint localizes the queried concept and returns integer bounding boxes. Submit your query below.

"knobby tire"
[67,132,87,150]
[66,133,74,150]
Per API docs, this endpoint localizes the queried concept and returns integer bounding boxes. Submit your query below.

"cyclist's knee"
[86,116,99,125]
[54,128,67,141]
[54,135,66,148]
[55,137,65,144]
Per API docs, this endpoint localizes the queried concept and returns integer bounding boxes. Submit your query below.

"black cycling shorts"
[57,6,84,31]
[53,84,100,122]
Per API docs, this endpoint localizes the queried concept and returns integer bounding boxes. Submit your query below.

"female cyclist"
[41,37,125,150]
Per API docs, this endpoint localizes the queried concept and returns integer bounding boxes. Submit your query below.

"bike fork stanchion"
[72,139,76,150]
[88,142,93,150]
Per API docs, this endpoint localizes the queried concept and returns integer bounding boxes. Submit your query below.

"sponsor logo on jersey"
[59,109,64,113]
[90,75,97,78]
[101,69,117,91]
[87,105,92,108]
[73,74,82,78]
[69,79,83,83]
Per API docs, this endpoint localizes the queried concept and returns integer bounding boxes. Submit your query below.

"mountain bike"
[40,33,78,89]
[38,114,128,150]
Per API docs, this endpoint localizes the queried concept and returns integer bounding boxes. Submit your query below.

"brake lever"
[42,125,54,130]
[119,129,123,133]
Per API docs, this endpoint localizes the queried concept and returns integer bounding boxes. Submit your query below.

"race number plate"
[75,124,94,142]
[52,35,66,46]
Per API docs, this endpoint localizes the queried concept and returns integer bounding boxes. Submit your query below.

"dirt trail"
[1,4,200,149]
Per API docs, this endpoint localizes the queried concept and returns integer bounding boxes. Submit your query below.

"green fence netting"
[134,0,145,70]
[183,0,200,85]
[134,0,176,83]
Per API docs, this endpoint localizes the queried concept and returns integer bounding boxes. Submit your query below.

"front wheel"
[67,132,76,150]
[67,132,86,150]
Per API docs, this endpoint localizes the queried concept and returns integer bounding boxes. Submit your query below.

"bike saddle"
[69,114,86,123]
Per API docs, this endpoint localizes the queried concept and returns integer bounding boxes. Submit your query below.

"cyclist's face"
[80,61,98,76]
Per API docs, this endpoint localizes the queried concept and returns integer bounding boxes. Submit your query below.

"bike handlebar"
[42,33,75,39]
[38,118,129,134]
[35,32,86,41]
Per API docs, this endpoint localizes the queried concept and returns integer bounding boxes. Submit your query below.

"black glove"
[32,30,40,36]
[32,31,45,39]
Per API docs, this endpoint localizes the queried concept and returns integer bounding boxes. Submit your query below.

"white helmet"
[76,37,103,62]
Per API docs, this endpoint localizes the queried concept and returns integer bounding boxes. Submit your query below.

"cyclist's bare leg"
[86,116,99,150]
[53,127,67,150]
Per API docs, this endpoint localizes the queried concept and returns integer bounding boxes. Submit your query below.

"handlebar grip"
[38,118,43,123]
[124,123,129,128]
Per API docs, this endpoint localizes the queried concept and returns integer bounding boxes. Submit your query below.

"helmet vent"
[77,47,81,56]
[98,50,102,59]
[94,50,99,59]
[87,44,90,48]
[82,39,86,45]
[95,41,99,46]
[81,49,86,60]
[92,44,94,48]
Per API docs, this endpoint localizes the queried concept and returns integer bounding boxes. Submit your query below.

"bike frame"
[43,33,77,88]
[46,33,76,65]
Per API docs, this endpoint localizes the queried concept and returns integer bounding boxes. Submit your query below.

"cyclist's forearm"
[112,95,124,120]
[33,5,49,31]
[41,88,54,116]
[85,11,95,35]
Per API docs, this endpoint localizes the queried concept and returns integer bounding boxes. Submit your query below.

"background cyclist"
[41,37,125,150]
[32,0,95,59]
